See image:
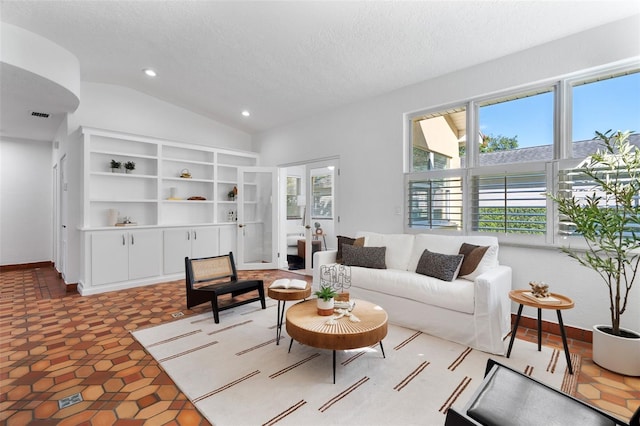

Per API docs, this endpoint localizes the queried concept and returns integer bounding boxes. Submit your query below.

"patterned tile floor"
[1,266,638,425]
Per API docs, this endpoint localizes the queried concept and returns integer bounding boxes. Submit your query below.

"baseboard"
[0,261,53,272]
[512,313,593,343]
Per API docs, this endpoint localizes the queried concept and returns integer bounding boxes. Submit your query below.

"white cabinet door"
[191,226,219,259]
[91,232,128,286]
[128,229,162,280]
[163,228,192,275]
[219,225,236,257]
[163,226,219,275]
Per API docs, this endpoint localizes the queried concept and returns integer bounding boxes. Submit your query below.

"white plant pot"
[592,325,640,376]
[317,298,334,316]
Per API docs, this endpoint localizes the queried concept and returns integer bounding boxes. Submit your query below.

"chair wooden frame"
[185,252,265,323]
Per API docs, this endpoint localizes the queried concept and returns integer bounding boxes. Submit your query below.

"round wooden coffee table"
[267,283,312,345]
[285,299,388,383]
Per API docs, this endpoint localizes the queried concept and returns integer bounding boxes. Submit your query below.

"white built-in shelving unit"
[79,127,258,294]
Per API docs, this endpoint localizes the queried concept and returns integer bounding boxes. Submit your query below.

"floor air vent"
[58,392,83,409]
[31,111,50,118]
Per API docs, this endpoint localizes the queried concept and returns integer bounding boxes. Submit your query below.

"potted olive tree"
[549,130,639,376]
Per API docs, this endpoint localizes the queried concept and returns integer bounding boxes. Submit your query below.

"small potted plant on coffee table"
[315,285,337,316]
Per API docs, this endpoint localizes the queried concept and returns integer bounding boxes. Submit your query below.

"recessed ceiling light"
[143,68,157,77]
[241,110,250,117]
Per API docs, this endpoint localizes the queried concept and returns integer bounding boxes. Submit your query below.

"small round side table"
[267,282,311,345]
[507,289,575,374]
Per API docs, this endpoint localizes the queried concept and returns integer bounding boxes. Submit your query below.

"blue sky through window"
[480,72,640,148]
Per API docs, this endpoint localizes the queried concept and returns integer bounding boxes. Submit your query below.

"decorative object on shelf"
[167,187,181,200]
[180,168,192,178]
[227,185,238,201]
[187,196,206,201]
[124,161,136,173]
[110,159,122,173]
[107,209,119,226]
[548,129,640,376]
[320,264,351,302]
[227,210,235,222]
[115,216,137,226]
[314,221,323,235]
[314,284,337,316]
[528,281,550,298]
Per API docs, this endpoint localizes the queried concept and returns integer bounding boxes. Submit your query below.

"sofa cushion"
[458,243,490,276]
[459,244,499,282]
[343,244,386,269]
[408,234,499,274]
[357,231,414,270]
[336,235,365,264]
[416,250,464,282]
[350,267,475,314]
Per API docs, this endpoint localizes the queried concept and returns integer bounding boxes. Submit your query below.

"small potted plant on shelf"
[124,161,136,174]
[548,129,640,376]
[314,285,337,316]
[110,159,121,173]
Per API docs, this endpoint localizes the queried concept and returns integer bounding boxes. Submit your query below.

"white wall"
[57,82,254,284]
[255,16,640,332]
[0,138,53,265]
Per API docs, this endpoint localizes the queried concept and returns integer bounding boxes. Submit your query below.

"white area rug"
[132,301,579,426]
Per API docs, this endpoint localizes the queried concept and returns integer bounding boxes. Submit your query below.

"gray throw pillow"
[416,249,464,282]
[342,244,387,269]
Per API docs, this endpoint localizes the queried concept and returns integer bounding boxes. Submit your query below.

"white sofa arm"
[473,265,513,354]
[312,250,337,290]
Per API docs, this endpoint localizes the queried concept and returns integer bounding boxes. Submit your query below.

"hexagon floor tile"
[1,266,638,425]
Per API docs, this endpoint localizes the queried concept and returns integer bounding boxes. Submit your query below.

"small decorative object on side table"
[507,286,575,374]
[320,264,351,302]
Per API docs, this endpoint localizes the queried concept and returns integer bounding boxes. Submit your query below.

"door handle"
[238,224,244,228]
[130,234,135,245]
[122,235,126,246]
[305,225,311,229]
[193,231,197,240]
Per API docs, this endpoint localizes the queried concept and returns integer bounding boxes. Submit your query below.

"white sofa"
[312,232,512,355]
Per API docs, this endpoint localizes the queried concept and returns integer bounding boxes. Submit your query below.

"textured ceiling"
[1,0,639,138]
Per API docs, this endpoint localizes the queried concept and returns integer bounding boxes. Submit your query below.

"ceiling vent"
[31,111,50,118]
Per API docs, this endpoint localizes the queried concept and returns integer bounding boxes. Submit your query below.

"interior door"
[302,159,339,273]
[236,167,278,270]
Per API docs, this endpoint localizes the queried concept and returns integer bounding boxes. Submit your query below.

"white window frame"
[404,61,640,248]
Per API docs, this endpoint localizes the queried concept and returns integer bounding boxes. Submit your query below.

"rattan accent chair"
[185,252,265,323]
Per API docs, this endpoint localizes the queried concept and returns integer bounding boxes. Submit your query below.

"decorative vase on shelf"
[107,209,118,226]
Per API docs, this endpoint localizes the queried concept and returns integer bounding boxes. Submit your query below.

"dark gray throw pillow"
[342,244,387,269]
[416,249,464,282]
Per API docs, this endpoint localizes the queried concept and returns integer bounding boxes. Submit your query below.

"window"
[411,107,466,171]
[478,88,554,164]
[405,64,639,243]
[470,171,547,234]
[286,176,301,219]
[407,176,463,229]
[572,71,640,156]
[311,171,333,219]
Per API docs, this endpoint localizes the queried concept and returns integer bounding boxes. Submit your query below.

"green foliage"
[314,285,337,301]
[549,130,640,336]
[480,134,519,153]
[110,159,121,169]
[476,207,546,234]
[124,161,136,170]
[459,134,519,156]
